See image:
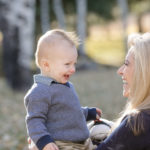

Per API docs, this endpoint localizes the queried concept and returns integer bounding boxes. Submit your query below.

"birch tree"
[40,0,50,33]
[76,0,87,56]
[0,0,35,90]
[117,0,128,52]
[52,0,66,29]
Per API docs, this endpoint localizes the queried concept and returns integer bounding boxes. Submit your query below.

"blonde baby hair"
[35,29,79,68]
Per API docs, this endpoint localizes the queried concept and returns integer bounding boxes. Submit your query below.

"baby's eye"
[65,63,70,66]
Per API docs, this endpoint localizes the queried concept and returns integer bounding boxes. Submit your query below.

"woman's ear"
[41,58,50,72]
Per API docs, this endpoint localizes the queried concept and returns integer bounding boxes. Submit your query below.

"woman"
[96,32,150,150]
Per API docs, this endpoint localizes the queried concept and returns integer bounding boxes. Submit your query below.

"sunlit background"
[0,0,150,149]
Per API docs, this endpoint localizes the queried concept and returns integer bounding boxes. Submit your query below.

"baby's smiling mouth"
[64,74,70,79]
[122,77,128,85]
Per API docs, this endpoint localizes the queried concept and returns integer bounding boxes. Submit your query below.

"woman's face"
[117,50,135,98]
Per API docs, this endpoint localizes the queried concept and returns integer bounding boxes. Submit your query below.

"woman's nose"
[117,66,123,75]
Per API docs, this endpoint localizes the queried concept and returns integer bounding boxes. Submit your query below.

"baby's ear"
[41,58,50,72]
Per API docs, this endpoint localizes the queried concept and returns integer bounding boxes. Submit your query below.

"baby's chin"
[59,79,68,84]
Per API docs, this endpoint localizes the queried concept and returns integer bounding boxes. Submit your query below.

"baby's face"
[46,41,78,83]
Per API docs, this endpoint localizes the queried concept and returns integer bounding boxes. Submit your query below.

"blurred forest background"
[0,0,150,149]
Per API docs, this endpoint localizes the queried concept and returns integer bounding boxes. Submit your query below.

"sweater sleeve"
[96,115,150,150]
[82,107,97,121]
[24,92,54,150]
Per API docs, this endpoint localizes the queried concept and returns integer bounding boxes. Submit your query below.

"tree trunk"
[40,0,50,33]
[76,0,87,56]
[117,0,128,52]
[0,0,35,90]
[137,13,143,33]
[52,0,66,29]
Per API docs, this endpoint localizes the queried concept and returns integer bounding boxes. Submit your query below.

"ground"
[0,66,126,150]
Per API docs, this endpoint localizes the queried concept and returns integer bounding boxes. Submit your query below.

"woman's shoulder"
[141,110,150,127]
[126,110,150,132]
[134,110,150,121]
[125,110,150,121]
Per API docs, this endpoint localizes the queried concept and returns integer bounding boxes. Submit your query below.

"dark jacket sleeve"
[96,114,150,150]
[81,107,97,121]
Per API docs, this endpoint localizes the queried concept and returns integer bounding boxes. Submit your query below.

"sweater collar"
[34,74,70,87]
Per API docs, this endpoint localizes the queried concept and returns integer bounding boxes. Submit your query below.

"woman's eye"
[65,63,70,66]
[124,60,129,66]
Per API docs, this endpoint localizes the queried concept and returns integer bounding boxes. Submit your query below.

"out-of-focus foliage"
[87,0,116,20]
[63,0,116,20]
[63,0,76,14]
[128,0,150,13]
[86,37,125,66]
[36,0,116,22]
[35,0,117,36]
[35,0,150,21]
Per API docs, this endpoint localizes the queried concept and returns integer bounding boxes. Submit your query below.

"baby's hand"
[96,108,102,120]
[43,143,59,150]
[28,137,59,150]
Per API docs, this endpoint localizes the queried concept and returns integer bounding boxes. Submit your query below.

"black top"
[96,111,150,150]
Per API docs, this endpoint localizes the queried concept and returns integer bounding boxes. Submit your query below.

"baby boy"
[24,29,101,150]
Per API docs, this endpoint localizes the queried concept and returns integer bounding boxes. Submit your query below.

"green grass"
[0,79,28,150]
[0,67,126,150]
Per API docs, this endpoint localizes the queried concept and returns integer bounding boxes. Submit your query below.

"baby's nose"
[70,66,76,73]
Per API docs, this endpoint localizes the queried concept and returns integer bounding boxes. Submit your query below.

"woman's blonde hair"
[35,29,79,68]
[113,32,150,135]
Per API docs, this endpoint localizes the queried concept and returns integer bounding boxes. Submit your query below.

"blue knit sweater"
[24,74,97,150]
